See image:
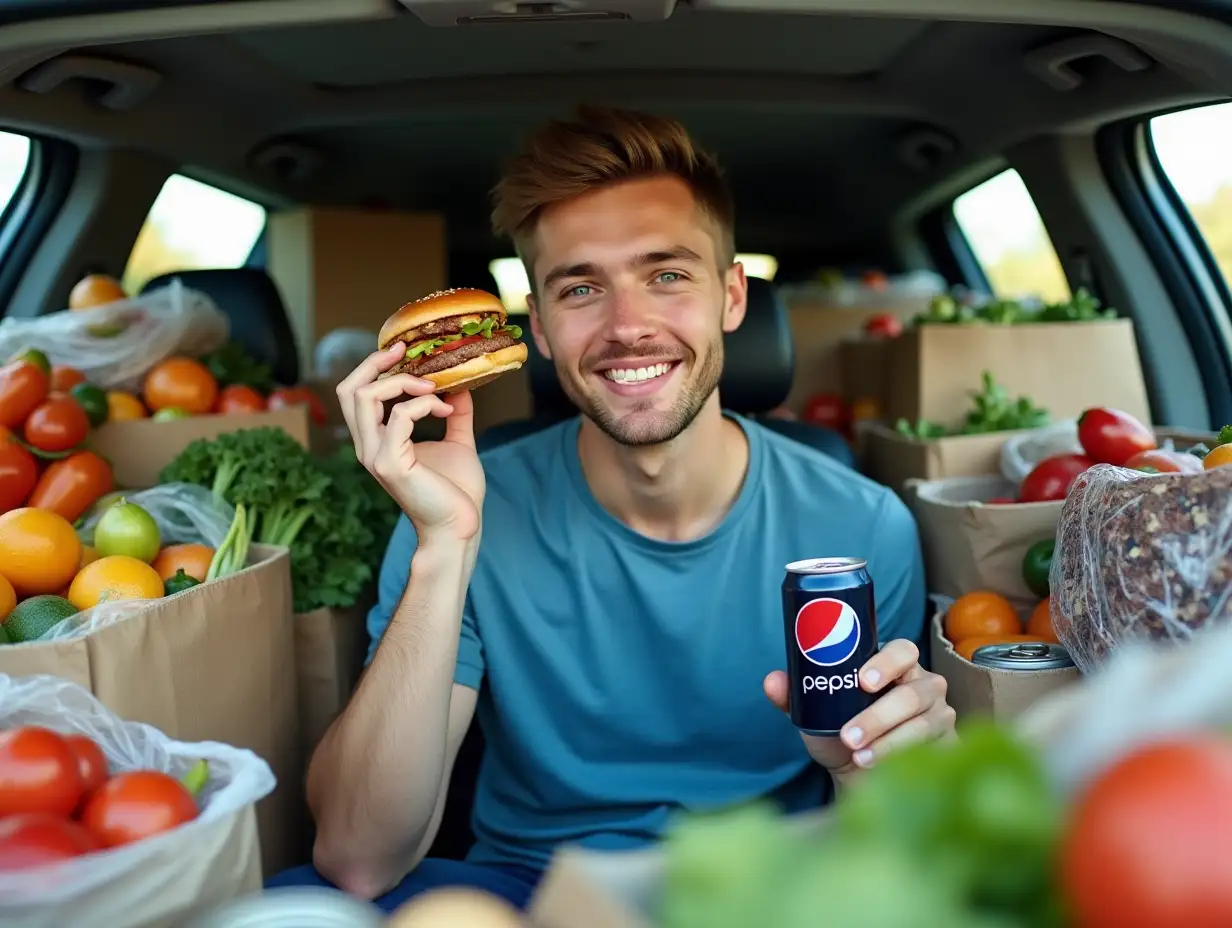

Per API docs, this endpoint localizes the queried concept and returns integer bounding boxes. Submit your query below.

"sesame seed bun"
[379,288,507,349]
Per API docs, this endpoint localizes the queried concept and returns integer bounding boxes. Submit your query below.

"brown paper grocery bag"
[0,545,305,875]
[908,476,1063,608]
[294,601,371,762]
[860,423,1014,493]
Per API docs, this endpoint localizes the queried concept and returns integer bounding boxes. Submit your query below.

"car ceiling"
[0,3,1221,265]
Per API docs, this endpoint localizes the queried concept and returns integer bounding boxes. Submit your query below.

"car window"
[1149,102,1232,289]
[123,173,267,295]
[0,130,31,218]
[488,252,779,313]
[952,168,1071,303]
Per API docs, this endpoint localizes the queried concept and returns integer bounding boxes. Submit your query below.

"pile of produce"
[0,496,227,646]
[0,724,208,869]
[659,721,1232,928]
[799,393,881,437]
[159,428,399,613]
[940,587,1057,662]
[895,371,1050,441]
[913,288,1117,327]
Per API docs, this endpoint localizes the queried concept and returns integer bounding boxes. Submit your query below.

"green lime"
[8,347,50,374]
[94,499,161,562]
[70,382,109,427]
[153,407,192,421]
[5,596,79,643]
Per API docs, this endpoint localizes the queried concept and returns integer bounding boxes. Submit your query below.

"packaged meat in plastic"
[1049,461,1232,672]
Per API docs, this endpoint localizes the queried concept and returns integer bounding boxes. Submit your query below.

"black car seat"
[140,268,301,387]
[475,277,854,468]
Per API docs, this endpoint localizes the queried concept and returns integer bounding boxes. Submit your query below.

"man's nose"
[604,288,657,345]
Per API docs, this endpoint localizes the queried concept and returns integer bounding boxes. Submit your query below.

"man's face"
[527,175,747,447]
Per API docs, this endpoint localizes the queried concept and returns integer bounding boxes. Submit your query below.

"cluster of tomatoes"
[987,406,1232,506]
[0,725,205,871]
[799,393,881,440]
[0,352,116,522]
[136,354,327,425]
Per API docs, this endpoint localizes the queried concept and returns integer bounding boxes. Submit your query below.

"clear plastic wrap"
[0,673,275,919]
[1000,421,1083,484]
[1048,462,1232,672]
[0,279,228,392]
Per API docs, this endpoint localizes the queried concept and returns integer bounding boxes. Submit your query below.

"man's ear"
[722,261,748,334]
[527,294,552,359]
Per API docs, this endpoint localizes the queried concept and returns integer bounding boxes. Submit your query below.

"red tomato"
[25,450,115,523]
[63,735,108,798]
[267,386,327,426]
[0,727,85,818]
[0,813,97,871]
[48,365,86,393]
[1019,453,1093,503]
[23,396,90,454]
[1077,407,1156,466]
[0,360,50,430]
[801,393,849,432]
[82,770,199,848]
[863,313,903,339]
[1123,448,1205,475]
[861,269,890,291]
[437,335,484,353]
[0,440,38,512]
[1061,737,1232,928]
[214,384,267,415]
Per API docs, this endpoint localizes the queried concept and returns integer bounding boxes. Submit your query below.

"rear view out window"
[1149,102,1232,289]
[953,168,1071,303]
[0,130,31,217]
[123,173,267,295]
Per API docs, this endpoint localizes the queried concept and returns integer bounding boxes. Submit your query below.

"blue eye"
[565,284,593,298]
[656,271,684,284]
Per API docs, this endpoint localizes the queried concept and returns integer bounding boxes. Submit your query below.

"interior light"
[488,252,779,313]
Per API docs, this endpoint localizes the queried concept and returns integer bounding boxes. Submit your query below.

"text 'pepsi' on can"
[782,557,879,737]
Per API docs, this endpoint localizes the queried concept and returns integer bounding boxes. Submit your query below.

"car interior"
[0,0,1230,867]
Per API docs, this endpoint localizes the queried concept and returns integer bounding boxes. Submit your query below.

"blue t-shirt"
[366,413,925,871]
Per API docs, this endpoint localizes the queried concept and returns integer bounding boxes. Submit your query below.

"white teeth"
[603,363,672,383]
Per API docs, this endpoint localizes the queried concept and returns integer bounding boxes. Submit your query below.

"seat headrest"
[141,268,301,387]
[527,275,794,417]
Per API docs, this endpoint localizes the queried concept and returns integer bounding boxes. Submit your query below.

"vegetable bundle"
[158,428,399,612]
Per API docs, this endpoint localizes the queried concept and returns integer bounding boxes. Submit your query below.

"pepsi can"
[782,557,879,736]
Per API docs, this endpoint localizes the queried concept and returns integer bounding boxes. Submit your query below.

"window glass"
[952,168,1071,303]
[0,130,32,217]
[1150,102,1232,287]
[488,253,779,313]
[123,174,266,295]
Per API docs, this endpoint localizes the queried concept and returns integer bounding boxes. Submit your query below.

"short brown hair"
[490,105,735,277]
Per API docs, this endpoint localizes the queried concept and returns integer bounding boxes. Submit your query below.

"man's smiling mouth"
[602,362,675,384]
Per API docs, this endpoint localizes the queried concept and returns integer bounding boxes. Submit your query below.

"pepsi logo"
[795,598,861,667]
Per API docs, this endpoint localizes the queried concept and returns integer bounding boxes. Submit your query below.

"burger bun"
[411,342,528,394]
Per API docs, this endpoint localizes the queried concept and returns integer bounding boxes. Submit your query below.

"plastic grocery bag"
[1048,462,1232,673]
[1000,420,1082,484]
[0,278,228,392]
[37,484,238,643]
[0,673,275,925]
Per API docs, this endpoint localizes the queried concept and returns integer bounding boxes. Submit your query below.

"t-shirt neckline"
[559,410,765,554]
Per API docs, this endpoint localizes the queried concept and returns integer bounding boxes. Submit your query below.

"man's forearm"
[306,537,473,894]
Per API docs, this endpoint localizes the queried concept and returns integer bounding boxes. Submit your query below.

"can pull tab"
[1008,643,1051,658]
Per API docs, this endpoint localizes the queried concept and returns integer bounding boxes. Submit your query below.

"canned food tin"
[782,556,879,736]
[184,887,384,928]
[971,641,1075,671]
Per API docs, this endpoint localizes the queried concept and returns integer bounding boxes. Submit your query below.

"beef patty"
[407,333,519,377]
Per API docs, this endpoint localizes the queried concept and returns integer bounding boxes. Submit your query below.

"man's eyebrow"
[542,262,599,290]
[631,246,704,266]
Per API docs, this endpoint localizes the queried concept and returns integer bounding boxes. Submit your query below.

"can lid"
[785,557,867,575]
[971,641,1075,671]
[184,888,385,928]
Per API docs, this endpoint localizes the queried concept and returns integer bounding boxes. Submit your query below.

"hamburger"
[378,288,528,393]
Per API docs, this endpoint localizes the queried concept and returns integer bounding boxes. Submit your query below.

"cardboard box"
[885,319,1151,425]
[0,546,306,875]
[929,612,1080,722]
[294,600,371,762]
[837,337,891,406]
[909,475,1063,609]
[89,407,310,489]
[860,423,1016,493]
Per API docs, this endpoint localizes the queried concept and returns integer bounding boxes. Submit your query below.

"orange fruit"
[151,544,215,583]
[1204,444,1232,470]
[69,274,127,311]
[944,590,1022,643]
[0,507,82,597]
[142,358,218,415]
[68,555,164,610]
[955,633,1052,662]
[79,544,100,570]
[106,391,147,422]
[49,365,87,392]
[1026,598,1058,642]
[0,573,14,622]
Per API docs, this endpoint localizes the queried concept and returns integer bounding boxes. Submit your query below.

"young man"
[270,106,953,912]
